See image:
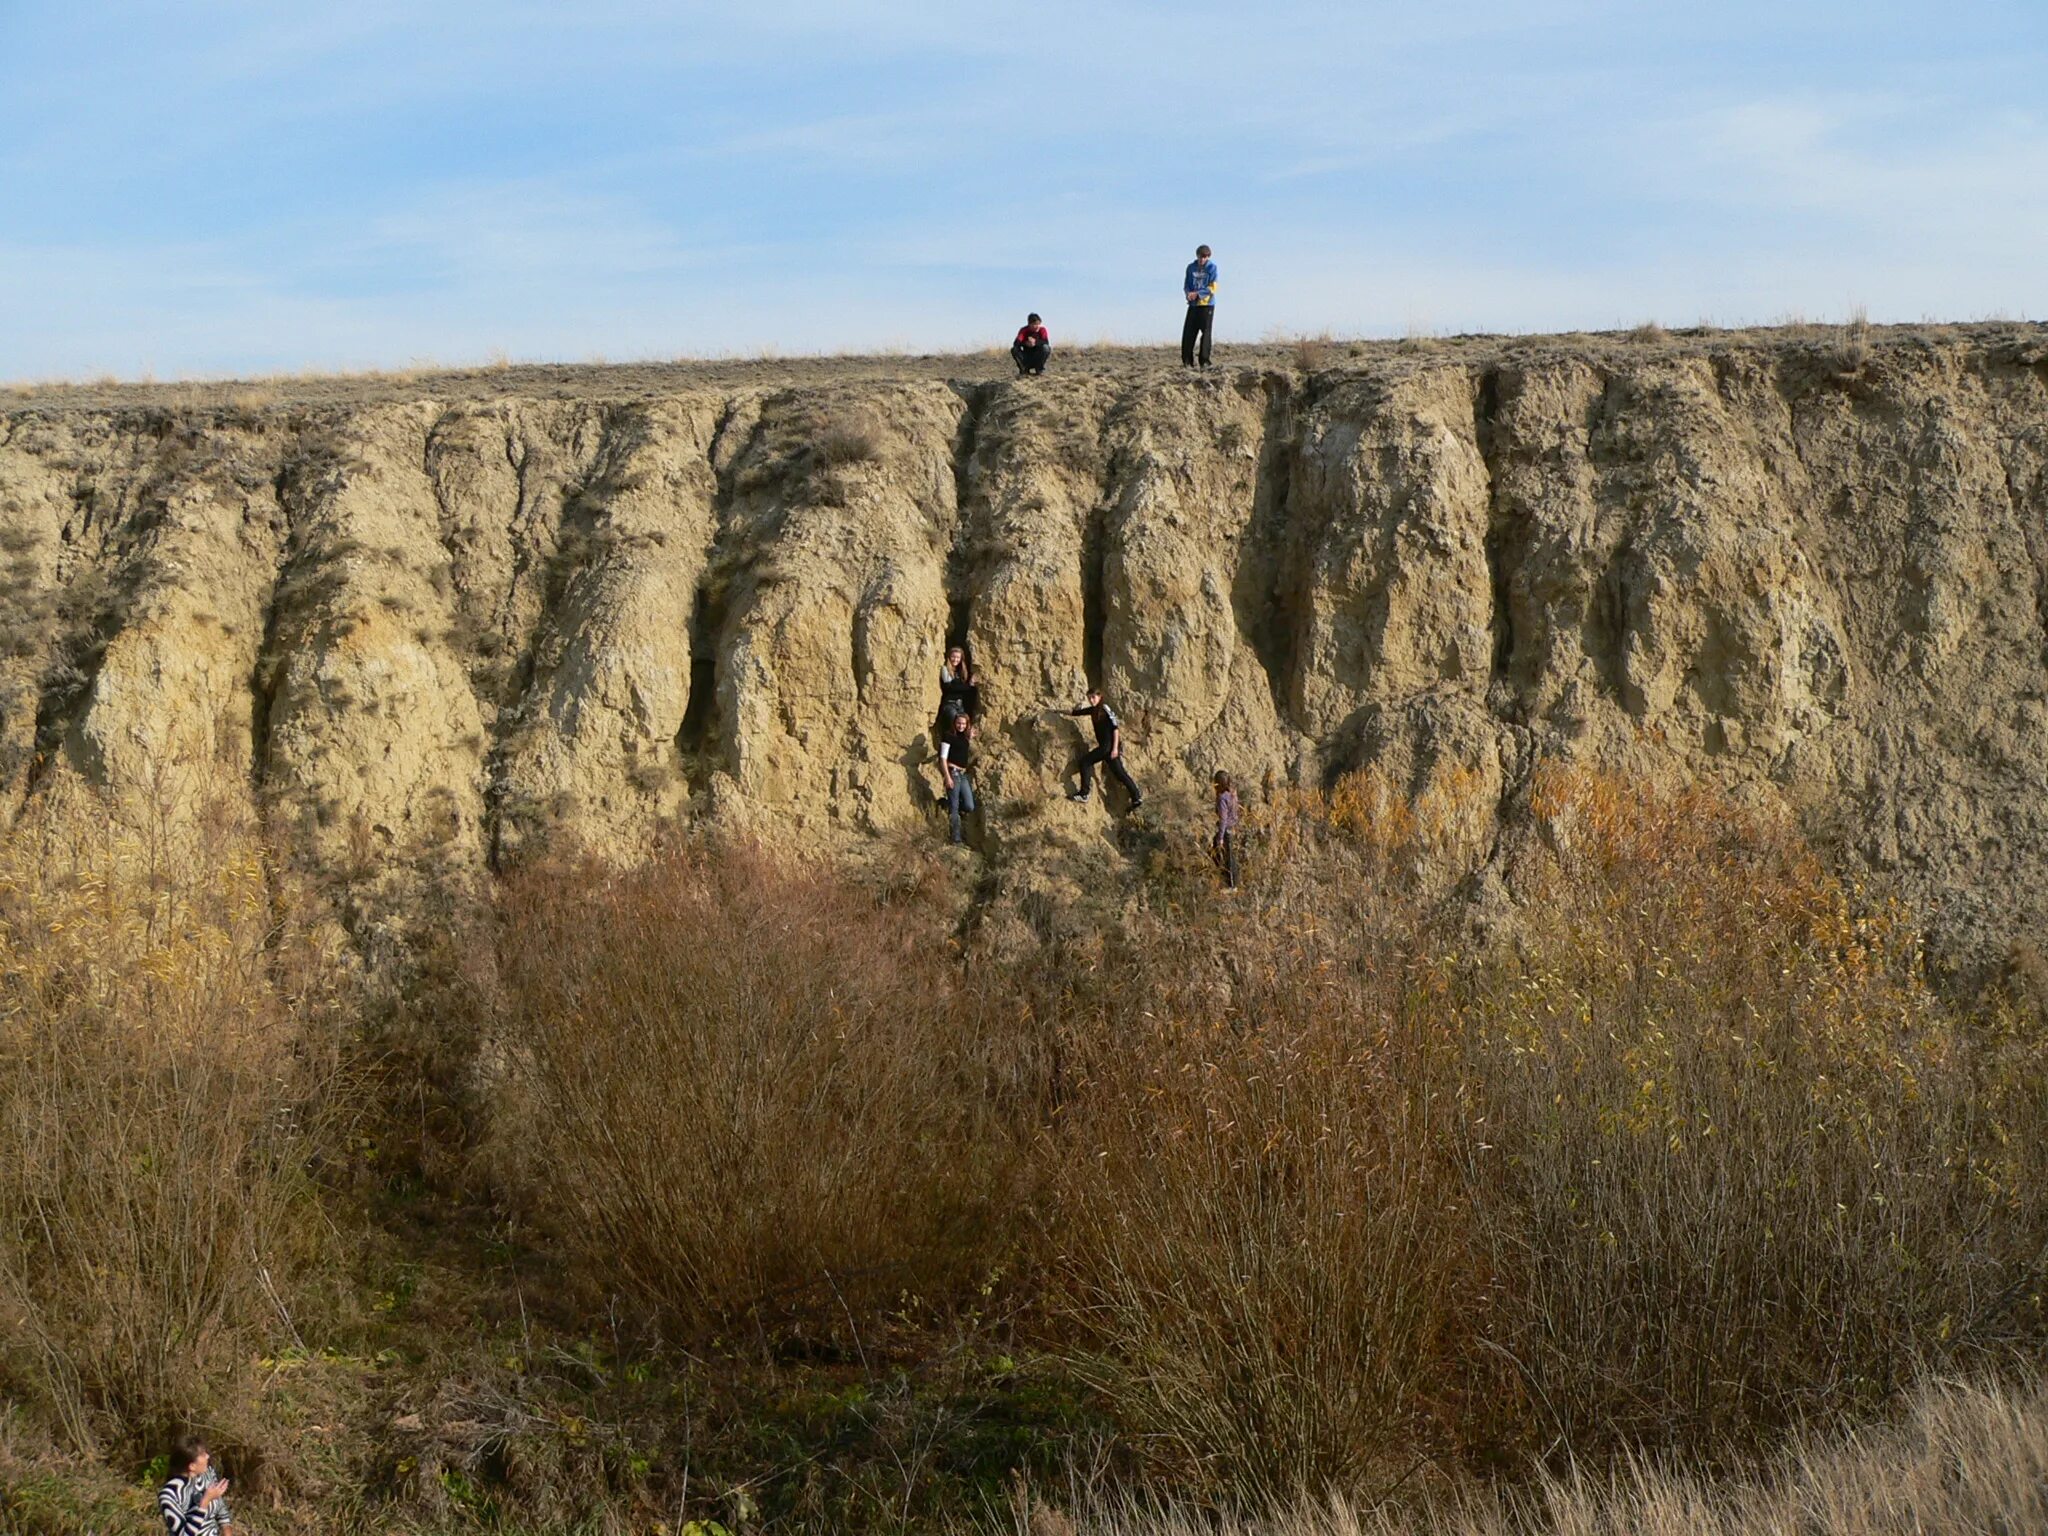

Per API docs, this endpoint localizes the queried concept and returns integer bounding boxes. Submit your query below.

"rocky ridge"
[6,327,2048,974]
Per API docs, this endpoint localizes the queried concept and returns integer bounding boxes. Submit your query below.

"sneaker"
[1067,791,1090,802]
[1129,798,1143,811]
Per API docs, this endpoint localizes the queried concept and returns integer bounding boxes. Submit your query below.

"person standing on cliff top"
[1182,244,1219,368]
[1012,314,1051,376]
[1063,688,1142,810]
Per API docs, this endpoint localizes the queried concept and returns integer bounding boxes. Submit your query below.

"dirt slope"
[6,324,2048,974]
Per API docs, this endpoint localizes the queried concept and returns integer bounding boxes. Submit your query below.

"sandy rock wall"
[5,333,2048,968]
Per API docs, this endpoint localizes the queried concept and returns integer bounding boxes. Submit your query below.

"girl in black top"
[937,644,980,736]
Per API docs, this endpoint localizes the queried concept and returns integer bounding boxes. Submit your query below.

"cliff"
[6,325,2048,974]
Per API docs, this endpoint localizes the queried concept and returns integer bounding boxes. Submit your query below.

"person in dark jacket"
[1181,244,1218,368]
[1012,314,1051,376]
[1212,769,1240,889]
[1063,688,1142,808]
[937,644,980,739]
[159,1434,233,1536]
[939,710,979,844]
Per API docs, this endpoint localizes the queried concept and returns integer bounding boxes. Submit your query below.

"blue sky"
[3,1,2045,378]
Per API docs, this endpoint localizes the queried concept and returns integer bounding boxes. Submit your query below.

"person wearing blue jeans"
[1182,244,1218,367]
[940,711,979,844]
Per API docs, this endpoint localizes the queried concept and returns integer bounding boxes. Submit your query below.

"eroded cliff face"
[6,330,2048,971]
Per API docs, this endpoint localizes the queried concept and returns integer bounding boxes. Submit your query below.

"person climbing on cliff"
[937,643,980,740]
[159,1435,234,1536]
[1012,314,1051,376]
[1181,244,1218,368]
[1211,769,1240,889]
[939,710,979,845]
[1063,687,1142,809]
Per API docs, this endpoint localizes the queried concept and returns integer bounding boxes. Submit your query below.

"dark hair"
[1214,770,1232,790]
[1196,244,1212,257]
[1027,312,1041,324]
[170,1433,208,1475]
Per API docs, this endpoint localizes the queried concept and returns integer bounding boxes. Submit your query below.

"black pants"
[1181,305,1214,367]
[1079,744,1140,802]
[1012,341,1049,375]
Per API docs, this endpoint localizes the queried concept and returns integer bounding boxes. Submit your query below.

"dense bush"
[10,762,2048,1521]
[1043,770,2048,1493]
[484,768,2048,1501]
[490,842,1041,1341]
[0,803,353,1456]
[1452,768,2048,1455]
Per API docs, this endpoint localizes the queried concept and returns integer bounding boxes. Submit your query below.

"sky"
[2,0,2045,379]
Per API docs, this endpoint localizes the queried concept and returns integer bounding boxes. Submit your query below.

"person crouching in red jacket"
[1012,314,1051,376]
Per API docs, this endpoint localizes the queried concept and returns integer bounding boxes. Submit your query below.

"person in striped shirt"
[159,1434,234,1536]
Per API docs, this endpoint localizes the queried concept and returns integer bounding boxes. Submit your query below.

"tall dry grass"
[1037,767,2048,1495]
[0,798,356,1455]
[996,1374,2048,1536]
[1449,767,2048,1455]
[463,766,2048,1509]
[489,842,1042,1343]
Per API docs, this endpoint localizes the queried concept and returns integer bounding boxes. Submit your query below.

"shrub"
[0,799,354,1454]
[1043,766,2048,1494]
[490,842,1038,1343]
[1049,920,1475,1497]
[1452,769,2048,1454]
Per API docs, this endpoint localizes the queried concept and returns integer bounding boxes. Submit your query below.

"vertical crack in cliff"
[1238,371,1309,727]
[1472,364,1522,719]
[1081,497,1108,693]
[676,394,764,797]
[247,457,299,812]
[943,383,992,657]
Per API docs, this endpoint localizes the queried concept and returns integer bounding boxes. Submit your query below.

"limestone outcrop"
[6,328,2048,972]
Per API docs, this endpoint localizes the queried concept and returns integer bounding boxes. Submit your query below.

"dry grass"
[6,764,2048,1527]
[996,1375,2048,1535]
[474,767,2048,1507]
[1289,333,1337,372]
[1023,768,2048,1496]
[809,404,890,470]
[0,793,357,1458]
[487,841,1040,1342]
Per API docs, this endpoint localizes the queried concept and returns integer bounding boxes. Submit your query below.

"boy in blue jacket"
[1182,244,1218,368]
